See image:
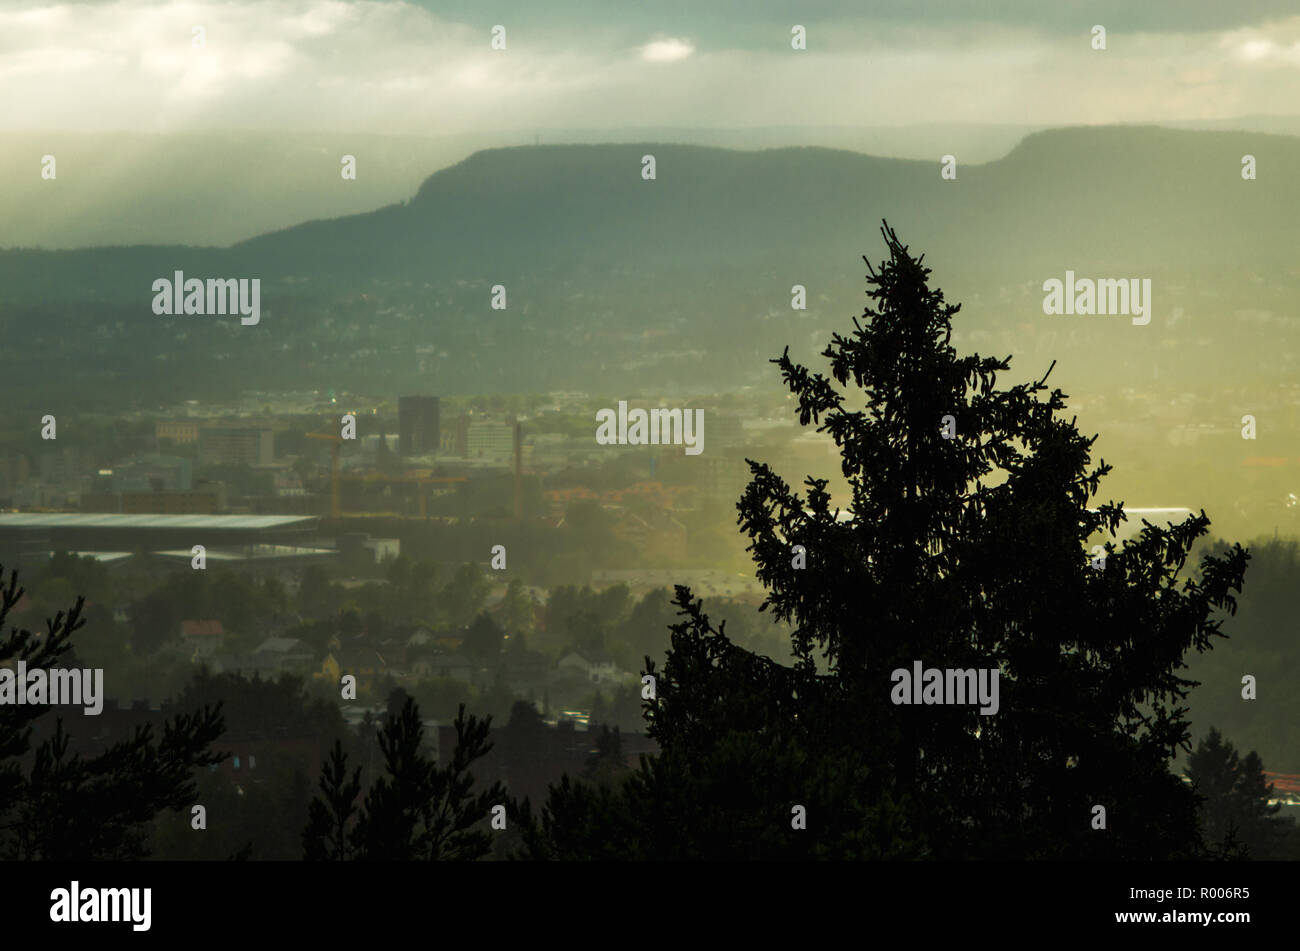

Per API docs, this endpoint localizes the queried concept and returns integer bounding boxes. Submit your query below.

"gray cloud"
[402,0,1300,41]
[3,0,1298,133]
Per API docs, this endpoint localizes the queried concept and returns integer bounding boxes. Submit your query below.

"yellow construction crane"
[412,475,466,518]
[305,432,342,519]
[339,471,466,517]
[305,436,466,519]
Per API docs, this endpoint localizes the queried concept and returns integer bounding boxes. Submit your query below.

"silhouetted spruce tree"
[385,685,412,722]
[582,725,628,788]
[303,739,363,860]
[522,223,1248,859]
[303,699,504,860]
[1187,727,1293,859]
[462,612,504,664]
[0,567,226,859]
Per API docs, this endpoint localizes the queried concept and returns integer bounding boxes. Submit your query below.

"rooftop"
[152,544,336,560]
[0,513,317,530]
[180,620,226,638]
[50,550,134,564]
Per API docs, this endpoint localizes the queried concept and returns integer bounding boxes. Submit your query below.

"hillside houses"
[557,649,622,687]
[167,591,638,724]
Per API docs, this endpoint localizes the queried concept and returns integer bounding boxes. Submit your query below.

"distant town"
[0,387,843,810]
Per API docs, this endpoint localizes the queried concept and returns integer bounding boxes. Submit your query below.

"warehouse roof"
[0,513,316,530]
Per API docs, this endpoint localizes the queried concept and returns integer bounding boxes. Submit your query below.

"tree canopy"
[520,222,1250,859]
[1186,726,1297,860]
[0,567,225,860]
[303,699,504,860]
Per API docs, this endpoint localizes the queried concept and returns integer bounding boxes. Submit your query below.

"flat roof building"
[0,513,320,569]
[199,425,274,466]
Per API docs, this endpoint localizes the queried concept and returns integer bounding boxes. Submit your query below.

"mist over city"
[3,0,1298,935]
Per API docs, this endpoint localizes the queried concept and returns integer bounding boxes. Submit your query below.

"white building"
[466,421,515,462]
[557,650,621,686]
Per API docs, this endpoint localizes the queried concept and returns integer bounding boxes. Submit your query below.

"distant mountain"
[0,125,1296,405]
[0,123,1069,251]
[3,125,1294,303]
[4,118,1298,251]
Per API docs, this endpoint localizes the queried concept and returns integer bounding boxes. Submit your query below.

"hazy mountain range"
[4,117,1299,251]
[1,123,1297,409]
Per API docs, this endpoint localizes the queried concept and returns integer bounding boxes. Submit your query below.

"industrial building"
[199,424,275,466]
[0,512,331,574]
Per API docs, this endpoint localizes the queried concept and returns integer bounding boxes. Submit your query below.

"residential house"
[250,637,314,675]
[557,649,621,686]
[337,647,389,686]
[426,653,474,684]
[179,619,225,662]
[501,648,549,692]
[315,652,342,686]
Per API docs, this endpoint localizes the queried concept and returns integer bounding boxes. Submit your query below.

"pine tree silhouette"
[522,223,1249,859]
[303,739,363,861]
[0,567,225,860]
[304,699,504,860]
[1187,726,1293,859]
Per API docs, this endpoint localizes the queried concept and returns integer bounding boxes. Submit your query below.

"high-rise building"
[199,425,274,466]
[398,396,440,457]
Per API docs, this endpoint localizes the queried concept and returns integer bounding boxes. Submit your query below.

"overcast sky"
[4,0,1299,132]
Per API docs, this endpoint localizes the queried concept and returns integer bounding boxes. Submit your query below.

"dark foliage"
[1187,727,1297,860]
[304,700,504,860]
[0,566,225,860]
[518,224,1249,859]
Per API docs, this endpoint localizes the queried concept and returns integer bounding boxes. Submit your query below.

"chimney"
[513,420,523,522]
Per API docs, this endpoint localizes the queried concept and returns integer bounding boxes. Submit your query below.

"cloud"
[641,38,694,63]
[399,0,1300,39]
[2,0,1298,133]
[1221,23,1300,65]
